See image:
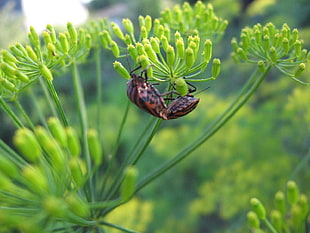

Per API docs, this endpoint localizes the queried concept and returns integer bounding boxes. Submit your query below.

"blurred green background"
[0,0,309,232]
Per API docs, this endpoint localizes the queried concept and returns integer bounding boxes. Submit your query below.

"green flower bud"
[282,38,289,55]
[43,196,67,218]
[140,26,148,39]
[102,30,113,45]
[294,40,302,57]
[99,32,108,48]
[46,24,57,43]
[294,63,306,77]
[22,165,48,194]
[35,126,65,171]
[0,77,17,92]
[128,44,138,62]
[28,26,40,47]
[114,61,130,80]
[138,15,145,28]
[287,180,299,205]
[281,26,289,40]
[110,40,120,57]
[145,15,152,32]
[87,129,103,166]
[47,117,67,147]
[270,210,282,232]
[66,193,90,218]
[0,156,18,178]
[247,211,260,229]
[15,70,29,83]
[176,39,185,58]
[65,127,81,157]
[241,33,250,50]
[78,28,86,46]
[121,166,138,202]
[212,58,221,78]
[85,34,92,49]
[124,34,132,45]
[274,191,286,215]
[13,128,42,162]
[26,45,38,61]
[69,158,84,187]
[269,47,277,63]
[0,62,16,77]
[292,28,299,43]
[164,27,171,42]
[1,50,17,63]
[231,52,240,63]
[153,19,160,36]
[111,23,125,41]
[237,48,248,61]
[43,31,52,46]
[122,18,134,34]
[160,35,169,51]
[203,39,212,63]
[299,194,308,218]
[167,45,175,66]
[291,205,303,231]
[250,198,266,220]
[263,35,270,50]
[296,49,308,61]
[185,47,194,69]
[231,38,239,53]
[150,37,160,53]
[59,33,69,54]
[39,64,53,81]
[67,22,78,44]
[175,78,188,96]
[144,44,158,62]
[257,60,266,73]
[47,43,56,58]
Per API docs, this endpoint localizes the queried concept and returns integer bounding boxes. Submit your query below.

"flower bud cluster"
[160,1,228,42]
[0,22,97,99]
[0,117,106,231]
[232,23,310,83]
[110,1,224,95]
[248,180,309,232]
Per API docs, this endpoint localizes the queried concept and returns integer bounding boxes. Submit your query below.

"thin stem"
[137,65,271,191]
[27,89,48,128]
[262,219,279,233]
[45,79,69,127]
[14,99,35,130]
[38,78,58,118]
[71,61,93,201]
[99,221,140,233]
[95,49,103,141]
[99,118,162,217]
[0,97,24,128]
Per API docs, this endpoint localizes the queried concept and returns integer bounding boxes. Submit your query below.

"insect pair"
[126,66,200,120]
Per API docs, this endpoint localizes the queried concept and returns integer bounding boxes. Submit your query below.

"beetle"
[126,66,167,119]
[162,80,208,120]
[164,94,200,120]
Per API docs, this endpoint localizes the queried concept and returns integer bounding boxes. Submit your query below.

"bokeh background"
[0,0,309,232]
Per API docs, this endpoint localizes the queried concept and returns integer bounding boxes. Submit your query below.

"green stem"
[262,219,279,233]
[95,49,103,140]
[99,221,140,233]
[0,97,24,128]
[137,65,271,191]
[99,118,161,216]
[45,79,69,127]
[27,89,48,128]
[71,62,93,201]
[14,99,35,130]
[39,78,58,117]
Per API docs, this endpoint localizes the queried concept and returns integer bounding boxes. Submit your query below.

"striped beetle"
[126,66,167,119]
